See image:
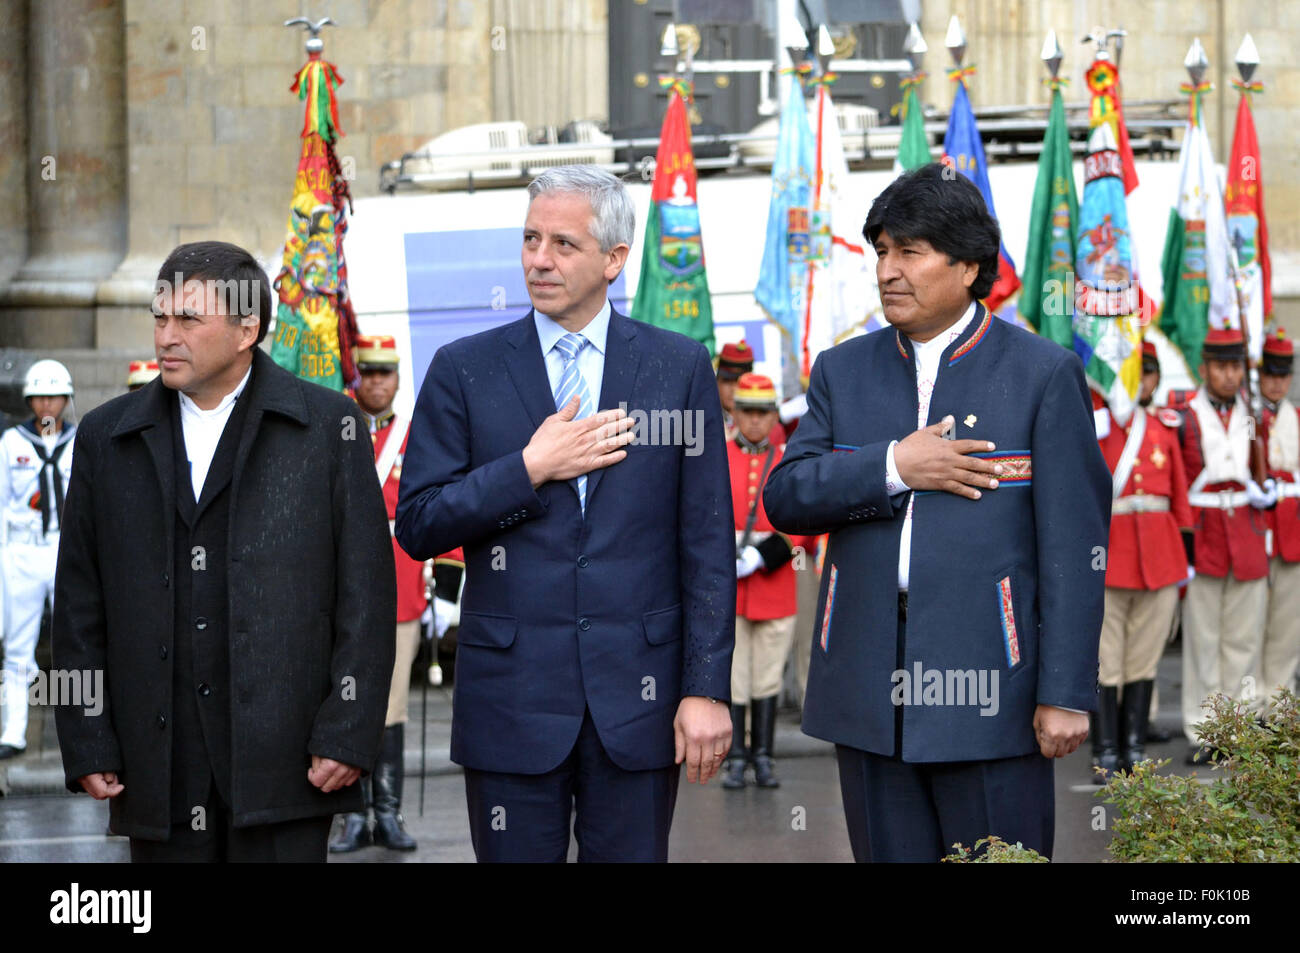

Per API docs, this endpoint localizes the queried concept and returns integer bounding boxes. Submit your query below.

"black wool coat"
[53,349,396,840]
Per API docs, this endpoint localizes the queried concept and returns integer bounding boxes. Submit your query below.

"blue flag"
[755,72,815,357]
[942,78,1022,311]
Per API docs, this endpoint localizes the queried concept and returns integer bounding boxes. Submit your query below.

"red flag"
[1225,90,1271,319]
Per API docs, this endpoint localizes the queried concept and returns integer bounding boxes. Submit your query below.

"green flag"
[1019,82,1077,346]
[1159,84,1237,381]
[893,76,931,172]
[630,80,714,354]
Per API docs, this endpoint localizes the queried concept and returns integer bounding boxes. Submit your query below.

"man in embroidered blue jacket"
[764,163,1110,862]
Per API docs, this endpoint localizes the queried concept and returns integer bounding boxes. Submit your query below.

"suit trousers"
[129,780,332,863]
[385,619,422,726]
[1261,558,1300,708]
[1098,584,1179,686]
[463,709,680,862]
[1181,573,1267,742]
[835,745,1055,862]
[731,615,796,703]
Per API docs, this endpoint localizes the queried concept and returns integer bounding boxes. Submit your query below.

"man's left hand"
[308,755,362,793]
[674,696,732,784]
[1033,704,1089,758]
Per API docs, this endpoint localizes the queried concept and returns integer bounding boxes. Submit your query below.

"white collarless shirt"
[534,300,611,410]
[177,365,252,500]
[884,301,977,591]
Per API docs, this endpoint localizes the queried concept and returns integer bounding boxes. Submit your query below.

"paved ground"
[1,646,1208,863]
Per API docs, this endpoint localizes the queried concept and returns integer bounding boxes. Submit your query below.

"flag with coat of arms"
[797,72,878,379]
[630,77,715,355]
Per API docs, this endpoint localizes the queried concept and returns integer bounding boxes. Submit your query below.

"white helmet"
[23,359,74,398]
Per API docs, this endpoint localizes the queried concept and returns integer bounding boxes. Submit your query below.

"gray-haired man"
[396,166,736,861]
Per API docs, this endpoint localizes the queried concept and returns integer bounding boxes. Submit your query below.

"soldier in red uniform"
[1258,332,1300,709]
[717,339,786,445]
[330,335,425,852]
[1177,327,1274,764]
[1092,340,1191,780]
[722,373,808,789]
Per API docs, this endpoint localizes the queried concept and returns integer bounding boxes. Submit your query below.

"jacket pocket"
[457,610,518,649]
[643,604,682,645]
[993,567,1024,671]
[818,564,838,653]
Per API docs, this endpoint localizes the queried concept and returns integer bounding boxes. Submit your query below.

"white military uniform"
[0,419,75,750]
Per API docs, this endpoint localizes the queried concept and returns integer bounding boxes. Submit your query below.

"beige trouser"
[792,567,822,707]
[1261,557,1300,707]
[385,619,422,726]
[1181,574,1267,742]
[732,615,797,703]
[1099,585,1179,686]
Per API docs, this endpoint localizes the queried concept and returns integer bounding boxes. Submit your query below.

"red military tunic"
[374,418,429,622]
[728,438,808,620]
[1180,393,1270,581]
[1098,407,1192,589]
[1262,398,1300,562]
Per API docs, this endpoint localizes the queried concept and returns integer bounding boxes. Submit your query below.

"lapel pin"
[964,414,977,428]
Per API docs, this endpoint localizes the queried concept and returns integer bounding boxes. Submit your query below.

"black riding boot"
[328,776,372,852]
[1091,685,1121,784]
[751,695,780,789]
[722,704,748,789]
[372,724,418,851]
[1120,679,1154,771]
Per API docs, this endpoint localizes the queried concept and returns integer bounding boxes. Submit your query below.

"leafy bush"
[943,835,1049,863]
[1100,689,1300,862]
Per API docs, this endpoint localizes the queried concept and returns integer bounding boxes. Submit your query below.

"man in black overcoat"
[53,241,395,862]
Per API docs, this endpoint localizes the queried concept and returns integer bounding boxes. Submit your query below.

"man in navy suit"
[395,165,734,862]
[764,164,1110,862]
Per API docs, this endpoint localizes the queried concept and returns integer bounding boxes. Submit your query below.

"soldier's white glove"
[736,546,763,579]
[1247,478,1277,509]
[433,597,458,639]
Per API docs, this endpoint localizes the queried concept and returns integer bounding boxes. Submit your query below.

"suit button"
[157,714,167,730]
[578,618,591,631]
[198,683,211,697]
[160,645,168,660]
[866,507,877,516]
[161,572,169,588]
[195,617,208,631]
[577,555,589,568]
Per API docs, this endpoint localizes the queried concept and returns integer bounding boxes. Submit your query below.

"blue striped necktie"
[553,332,593,511]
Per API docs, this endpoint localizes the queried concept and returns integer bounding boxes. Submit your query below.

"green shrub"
[1100,689,1300,862]
[942,835,1049,863]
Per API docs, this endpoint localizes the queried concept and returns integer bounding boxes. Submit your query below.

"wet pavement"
[0,648,1210,862]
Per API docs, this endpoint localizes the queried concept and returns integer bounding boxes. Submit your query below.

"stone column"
[0,0,127,349]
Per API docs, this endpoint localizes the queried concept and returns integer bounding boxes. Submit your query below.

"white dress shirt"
[178,365,252,500]
[884,301,977,591]
[535,300,611,408]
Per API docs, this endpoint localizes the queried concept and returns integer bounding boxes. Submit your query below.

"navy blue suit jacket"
[764,305,1110,762]
[395,308,735,774]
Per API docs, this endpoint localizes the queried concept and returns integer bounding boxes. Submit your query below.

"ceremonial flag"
[755,69,815,360]
[1158,79,1241,378]
[630,78,714,355]
[942,68,1021,312]
[1072,57,1144,424]
[893,73,931,172]
[270,49,360,391]
[1224,74,1271,341]
[799,75,877,377]
[1019,75,1077,347]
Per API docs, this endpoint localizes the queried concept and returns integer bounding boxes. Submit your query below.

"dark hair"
[863,162,1001,301]
[154,241,272,345]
